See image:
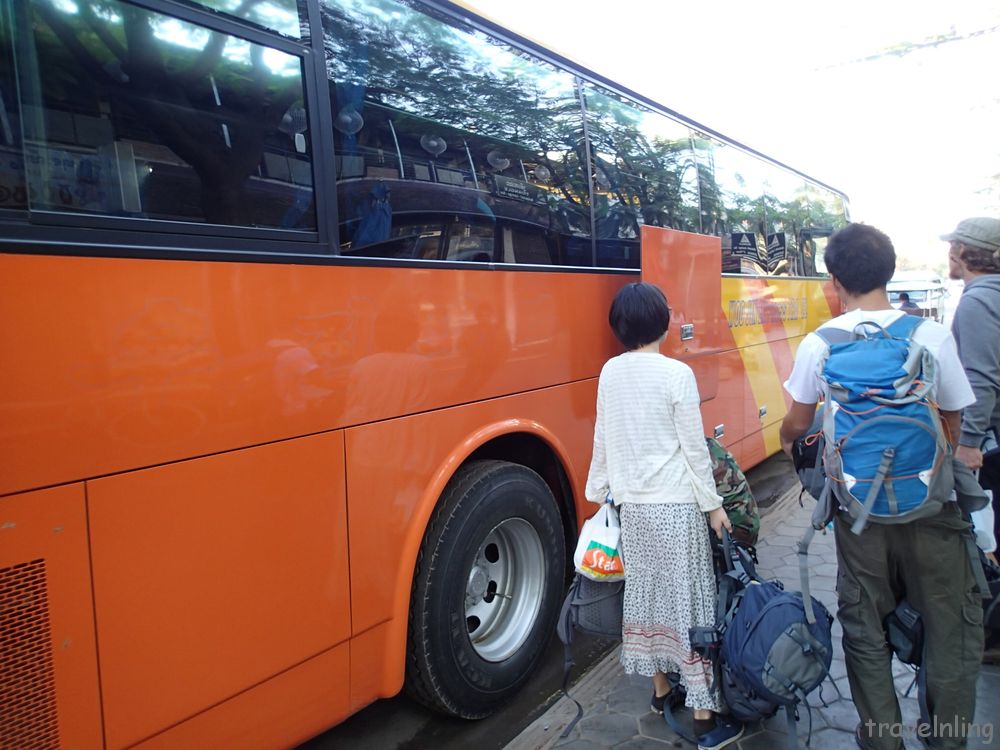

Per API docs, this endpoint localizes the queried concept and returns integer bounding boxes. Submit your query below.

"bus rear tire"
[405,459,566,719]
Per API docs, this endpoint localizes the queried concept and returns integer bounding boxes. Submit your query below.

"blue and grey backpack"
[813,314,953,534]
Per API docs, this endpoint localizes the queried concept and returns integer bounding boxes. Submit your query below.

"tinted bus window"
[716,144,768,274]
[762,169,811,276]
[185,0,309,39]
[12,0,316,231]
[320,0,592,264]
[582,82,700,267]
[0,8,25,211]
[689,132,723,238]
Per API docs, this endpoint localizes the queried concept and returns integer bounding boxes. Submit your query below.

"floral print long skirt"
[618,501,724,712]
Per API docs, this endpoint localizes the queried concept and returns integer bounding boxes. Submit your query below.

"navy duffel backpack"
[715,532,834,748]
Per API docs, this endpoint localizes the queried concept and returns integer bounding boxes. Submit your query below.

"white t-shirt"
[585,352,723,512]
[783,308,974,411]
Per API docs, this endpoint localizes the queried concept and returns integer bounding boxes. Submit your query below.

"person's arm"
[673,368,724,514]
[584,375,610,503]
[940,409,962,450]
[780,400,819,457]
[937,309,986,467]
[953,296,1000,461]
[780,332,825,456]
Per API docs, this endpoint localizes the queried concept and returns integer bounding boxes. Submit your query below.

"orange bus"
[0,0,848,747]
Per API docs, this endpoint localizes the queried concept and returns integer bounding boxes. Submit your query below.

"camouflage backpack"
[706,437,760,546]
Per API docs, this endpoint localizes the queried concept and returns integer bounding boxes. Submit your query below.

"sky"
[462,0,1000,272]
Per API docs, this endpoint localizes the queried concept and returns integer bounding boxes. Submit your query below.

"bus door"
[640,226,723,405]
[642,226,747,450]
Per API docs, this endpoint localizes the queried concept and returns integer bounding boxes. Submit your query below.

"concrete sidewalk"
[506,488,1000,750]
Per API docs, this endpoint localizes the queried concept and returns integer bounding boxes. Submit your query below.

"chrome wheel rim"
[464,517,545,661]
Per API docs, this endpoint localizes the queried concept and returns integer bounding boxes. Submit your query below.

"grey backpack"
[554,573,623,737]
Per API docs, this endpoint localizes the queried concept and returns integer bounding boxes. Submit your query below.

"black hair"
[899,292,910,301]
[608,282,670,350]
[824,223,896,295]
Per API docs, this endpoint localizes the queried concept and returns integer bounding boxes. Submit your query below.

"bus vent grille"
[1,559,60,750]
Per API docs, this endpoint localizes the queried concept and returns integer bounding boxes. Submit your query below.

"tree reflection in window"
[14,0,315,229]
[320,0,592,261]
[582,83,700,236]
[184,0,309,40]
[694,132,845,277]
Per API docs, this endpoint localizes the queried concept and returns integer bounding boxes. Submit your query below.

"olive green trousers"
[834,504,985,750]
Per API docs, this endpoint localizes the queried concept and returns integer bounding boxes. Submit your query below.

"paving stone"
[768,534,802,547]
[817,697,861,732]
[613,736,681,750]
[828,657,849,681]
[636,711,687,743]
[735,727,793,749]
[769,566,799,582]
[765,556,797,573]
[898,696,921,728]
[759,711,792,735]
[553,740,607,750]
[625,673,648,688]
[974,665,1000,727]
[892,669,919,695]
[810,574,838,591]
[891,658,915,678]
[801,727,856,749]
[576,712,640,746]
[607,683,651,717]
[831,675,853,701]
[738,720,768,739]
[779,553,803,569]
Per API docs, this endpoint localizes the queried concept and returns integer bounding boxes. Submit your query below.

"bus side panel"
[0,485,103,750]
[723,276,837,468]
[87,432,349,749]
[131,643,350,750]
[0,254,624,498]
[343,380,598,694]
[734,339,791,455]
[349,621,396,713]
[696,348,756,451]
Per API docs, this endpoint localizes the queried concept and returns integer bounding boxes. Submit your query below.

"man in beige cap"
[945,217,1000,471]
[944,216,1000,661]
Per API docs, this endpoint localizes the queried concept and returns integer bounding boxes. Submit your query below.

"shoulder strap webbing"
[797,526,817,625]
[814,326,852,346]
[798,479,837,625]
[557,580,584,738]
[850,447,896,535]
[885,312,925,340]
[784,703,800,750]
[558,644,584,738]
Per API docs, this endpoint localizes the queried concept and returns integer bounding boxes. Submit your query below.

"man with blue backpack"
[779,223,983,750]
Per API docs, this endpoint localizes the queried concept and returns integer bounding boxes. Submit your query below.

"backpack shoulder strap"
[885,313,926,340]
[814,326,852,346]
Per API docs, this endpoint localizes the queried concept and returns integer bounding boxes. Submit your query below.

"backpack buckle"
[689,626,722,660]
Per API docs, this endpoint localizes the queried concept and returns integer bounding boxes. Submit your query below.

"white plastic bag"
[573,502,625,581]
[971,490,996,553]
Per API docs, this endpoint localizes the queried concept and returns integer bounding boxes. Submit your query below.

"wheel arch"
[464,431,580,573]
[399,420,583,608]
[396,422,583,715]
[385,421,582,662]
